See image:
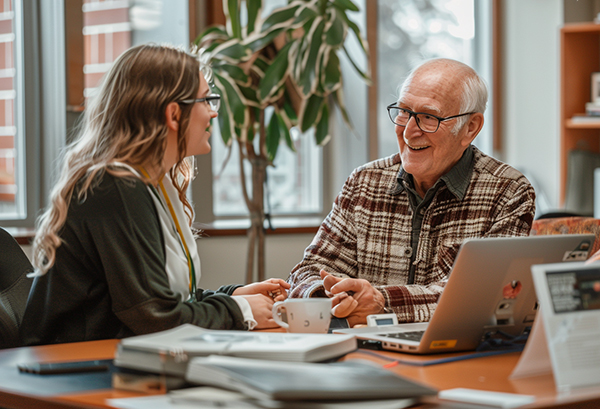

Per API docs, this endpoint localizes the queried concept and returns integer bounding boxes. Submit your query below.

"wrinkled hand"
[233,278,290,302]
[240,294,279,329]
[321,270,385,327]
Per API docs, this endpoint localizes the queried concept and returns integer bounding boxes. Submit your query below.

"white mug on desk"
[272,298,332,333]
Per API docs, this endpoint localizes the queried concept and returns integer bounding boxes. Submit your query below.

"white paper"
[530,262,600,392]
[509,312,553,379]
[438,388,535,409]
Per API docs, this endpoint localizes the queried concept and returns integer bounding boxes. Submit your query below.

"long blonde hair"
[33,44,201,275]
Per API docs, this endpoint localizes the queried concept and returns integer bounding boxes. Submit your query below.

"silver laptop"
[334,234,594,354]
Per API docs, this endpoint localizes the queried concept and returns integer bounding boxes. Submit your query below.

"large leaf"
[261,3,301,33]
[246,0,262,35]
[224,0,242,39]
[325,8,347,47]
[266,111,282,161]
[258,41,294,102]
[277,110,295,152]
[297,17,326,96]
[293,3,318,26]
[332,0,359,12]
[213,87,233,145]
[315,102,331,146]
[217,64,250,85]
[300,94,324,132]
[214,72,248,129]
[322,49,342,93]
[238,85,260,107]
[245,27,286,53]
[282,97,298,125]
[211,39,252,63]
[194,26,228,44]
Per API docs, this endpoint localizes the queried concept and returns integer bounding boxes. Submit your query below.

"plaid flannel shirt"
[287,146,535,323]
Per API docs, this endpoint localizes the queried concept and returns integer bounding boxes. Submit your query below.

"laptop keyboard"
[377,330,425,342]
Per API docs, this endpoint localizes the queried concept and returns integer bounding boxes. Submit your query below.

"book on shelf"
[114,324,357,376]
[184,354,438,402]
[570,113,600,123]
[585,102,600,116]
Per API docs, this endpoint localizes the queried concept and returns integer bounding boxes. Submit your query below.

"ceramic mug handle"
[272,301,289,329]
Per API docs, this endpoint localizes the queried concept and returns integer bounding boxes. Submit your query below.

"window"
[0,0,22,218]
[376,0,493,158]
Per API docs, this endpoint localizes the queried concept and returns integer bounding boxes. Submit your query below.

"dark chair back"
[0,227,33,348]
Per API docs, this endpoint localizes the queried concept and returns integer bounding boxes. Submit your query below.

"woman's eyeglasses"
[179,94,221,112]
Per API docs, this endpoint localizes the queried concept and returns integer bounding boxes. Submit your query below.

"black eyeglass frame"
[178,94,221,111]
[386,103,476,133]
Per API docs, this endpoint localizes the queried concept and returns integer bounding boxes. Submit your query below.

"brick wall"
[0,0,14,202]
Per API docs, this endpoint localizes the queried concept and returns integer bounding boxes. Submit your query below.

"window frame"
[1,0,44,228]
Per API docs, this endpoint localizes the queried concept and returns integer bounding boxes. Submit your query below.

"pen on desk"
[383,361,399,369]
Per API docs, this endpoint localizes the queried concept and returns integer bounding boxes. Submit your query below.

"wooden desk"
[0,339,599,409]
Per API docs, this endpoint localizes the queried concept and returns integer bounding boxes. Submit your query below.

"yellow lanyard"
[140,168,196,301]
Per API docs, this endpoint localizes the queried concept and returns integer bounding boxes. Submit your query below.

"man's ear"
[165,102,181,132]
[461,112,484,146]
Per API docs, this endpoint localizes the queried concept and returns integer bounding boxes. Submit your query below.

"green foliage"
[194,0,371,159]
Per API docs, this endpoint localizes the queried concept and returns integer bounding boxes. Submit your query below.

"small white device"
[366,313,398,327]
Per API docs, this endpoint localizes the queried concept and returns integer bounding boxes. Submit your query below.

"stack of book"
[113,324,357,377]
[586,102,600,116]
[570,103,600,124]
[182,355,437,402]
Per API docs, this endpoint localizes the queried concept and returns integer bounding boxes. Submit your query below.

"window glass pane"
[212,122,322,217]
[82,0,188,98]
[82,0,132,99]
[377,0,476,157]
[0,0,22,218]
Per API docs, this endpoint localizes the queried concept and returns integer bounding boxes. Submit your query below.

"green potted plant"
[194,0,371,282]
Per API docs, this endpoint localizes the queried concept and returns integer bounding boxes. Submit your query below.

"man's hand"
[320,270,386,327]
[233,278,290,302]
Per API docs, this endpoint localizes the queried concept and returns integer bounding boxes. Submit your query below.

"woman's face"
[184,73,218,157]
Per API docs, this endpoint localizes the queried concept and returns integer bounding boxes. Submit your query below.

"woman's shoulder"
[71,170,153,216]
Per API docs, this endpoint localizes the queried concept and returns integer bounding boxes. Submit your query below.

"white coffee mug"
[272,298,332,333]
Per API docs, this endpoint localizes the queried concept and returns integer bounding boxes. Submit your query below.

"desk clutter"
[114,324,357,377]
[111,324,437,408]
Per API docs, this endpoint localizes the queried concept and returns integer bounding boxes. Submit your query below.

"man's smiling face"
[395,62,475,197]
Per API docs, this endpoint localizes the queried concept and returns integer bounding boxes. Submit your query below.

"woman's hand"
[233,278,290,302]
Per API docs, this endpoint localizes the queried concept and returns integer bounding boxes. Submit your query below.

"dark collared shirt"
[398,146,474,284]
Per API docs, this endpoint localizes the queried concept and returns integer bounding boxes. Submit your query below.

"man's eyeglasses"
[387,103,475,133]
[179,94,221,112]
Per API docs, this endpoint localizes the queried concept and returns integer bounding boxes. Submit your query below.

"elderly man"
[287,58,535,327]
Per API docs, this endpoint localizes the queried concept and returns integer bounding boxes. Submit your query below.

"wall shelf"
[560,23,600,203]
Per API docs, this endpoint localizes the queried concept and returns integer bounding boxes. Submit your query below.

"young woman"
[20,44,289,346]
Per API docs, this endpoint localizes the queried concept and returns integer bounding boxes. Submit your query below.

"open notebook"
[334,234,594,354]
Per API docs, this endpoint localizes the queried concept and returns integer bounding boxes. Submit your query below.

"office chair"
[531,216,600,258]
[0,227,33,349]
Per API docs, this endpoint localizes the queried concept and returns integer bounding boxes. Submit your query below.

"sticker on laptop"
[430,340,457,349]
[563,250,588,261]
